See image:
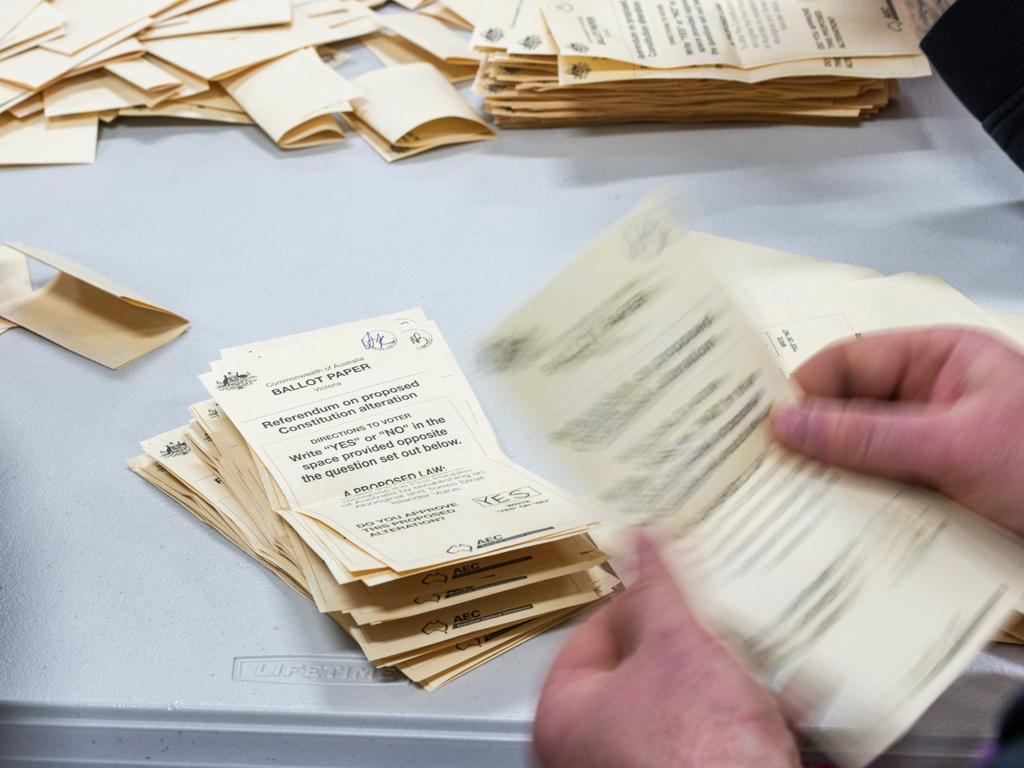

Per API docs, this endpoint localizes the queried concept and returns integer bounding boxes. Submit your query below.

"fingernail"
[774,405,810,445]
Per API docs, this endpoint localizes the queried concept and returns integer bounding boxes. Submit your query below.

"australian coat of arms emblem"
[216,371,257,391]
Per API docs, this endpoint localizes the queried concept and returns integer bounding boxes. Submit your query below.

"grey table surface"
[2,48,1024,767]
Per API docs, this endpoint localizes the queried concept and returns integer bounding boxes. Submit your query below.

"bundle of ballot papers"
[0,0,495,165]
[471,0,932,127]
[130,312,618,689]
[479,196,1024,766]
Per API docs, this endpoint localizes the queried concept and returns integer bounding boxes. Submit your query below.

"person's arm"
[990,695,1024,768]
[900,1,960,36]
[914,0,1024,170]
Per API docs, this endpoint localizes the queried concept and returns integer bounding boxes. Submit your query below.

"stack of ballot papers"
[471,0,932,127]
[482,196,1024,766]
[0,0,494,165]
[130,311,618,689]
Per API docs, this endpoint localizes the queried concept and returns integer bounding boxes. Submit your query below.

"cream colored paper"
[106,56,183,92]
[483,198,1024,768]
[556,52,931,86]
[505,0,556,56]
[342,572,597,661]
[351,534,605,623]
[142,10,339,80]
[0,245,31,334]
[0,0,41,41]
[41,0,178,55]
[348,62,493,162]
[420,4,472,31]
[364,32,476,83]
[0,111,97,165]
[0,242,189,368]
[222,46,360,147]
[9,91,42,116]
[142,0,292,40]
[0,17,150,89]
[200,316,590,572]
[0,2,64,55]
[541,0,920,70]
[44,69,152,117]
[377,10,480,64]
[153,0,227,24]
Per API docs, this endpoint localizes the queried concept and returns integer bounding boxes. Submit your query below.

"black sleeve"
[989,694,1024,767]
[919,0,1024,171]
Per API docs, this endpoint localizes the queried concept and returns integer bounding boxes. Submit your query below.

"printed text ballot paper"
[200,325,591,573]
[481,198,1024,768]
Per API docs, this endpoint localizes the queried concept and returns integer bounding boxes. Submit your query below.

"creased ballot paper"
[0,245,31,334]
[480,198,1024,767]
[375,11,481,65]
[540,0,920,70]
[221,47,360,148]
[364,32,477,83]
[0,110,97,164]
[199,316,591,572]
[141,0,292,41]
[0,243,188,368]
[131,309,616,688]
[346,62,494,161]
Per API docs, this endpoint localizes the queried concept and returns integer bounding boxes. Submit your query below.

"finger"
[608,534,711,656]
[772,396,952,483]
[792,328,967,402]
[545,601,621,679]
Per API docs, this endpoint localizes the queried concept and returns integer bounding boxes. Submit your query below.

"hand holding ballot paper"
[482,197,1024,767]
[127,195,1024,762]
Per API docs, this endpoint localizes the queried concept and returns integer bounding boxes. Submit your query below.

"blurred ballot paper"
[131,310,616,689]
[480,197,1024,767]
[0,242,188,367]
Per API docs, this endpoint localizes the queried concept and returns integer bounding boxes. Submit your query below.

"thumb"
[610,534,709,654]
[772,397,949,484]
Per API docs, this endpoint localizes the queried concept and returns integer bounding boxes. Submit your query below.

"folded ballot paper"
[472,0,931,127]
[130,311,619,689]
[0,0,495,165]
[0,242,188,367]
[480,197,1024,767]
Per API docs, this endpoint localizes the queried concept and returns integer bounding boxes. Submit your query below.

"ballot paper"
[471,0,930,127]
[364,31,477,83]
[420,0,478,32]
[199,319,590,572]
[221,46,360,148]
[482,198,1024,767]
[140,0,293,41]
[104,56,184,93]
[0,0,932,164]
[0,110,96,164]
[131,310,613,688]
[375,10,481,65]
[0,245,31,334]
[43,69,154,116]
[346,62,494,161]
[0,242,189,368]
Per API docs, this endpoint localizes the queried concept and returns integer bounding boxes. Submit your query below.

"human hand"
[533,537,800,768]
[773,328,1024,537]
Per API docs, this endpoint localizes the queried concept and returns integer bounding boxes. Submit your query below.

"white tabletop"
[2,48,1024,766]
